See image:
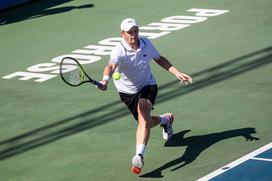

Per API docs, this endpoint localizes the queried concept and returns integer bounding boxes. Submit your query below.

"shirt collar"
[121,38,146,51]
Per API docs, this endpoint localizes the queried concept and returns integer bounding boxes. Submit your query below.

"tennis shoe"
[131,154,144,174]
[161,113,174,140]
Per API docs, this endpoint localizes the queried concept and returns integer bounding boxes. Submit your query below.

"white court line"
[196,142,272,181]
[252,157,272,162]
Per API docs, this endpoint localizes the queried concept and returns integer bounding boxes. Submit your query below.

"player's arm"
[155,55,192,83]
[99,62,117,91]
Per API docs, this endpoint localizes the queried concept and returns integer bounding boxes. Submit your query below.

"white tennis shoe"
[161,113,174,140]
[131,154,144,174]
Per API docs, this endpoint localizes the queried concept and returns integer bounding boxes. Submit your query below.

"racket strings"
[69,67,82,85]
[61,58,84,86]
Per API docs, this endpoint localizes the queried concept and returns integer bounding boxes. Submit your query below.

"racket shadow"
[0,46,270,161]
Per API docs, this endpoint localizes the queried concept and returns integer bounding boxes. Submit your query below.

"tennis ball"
[112,72,121,80]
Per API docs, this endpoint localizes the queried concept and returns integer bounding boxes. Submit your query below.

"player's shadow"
[0,0,94,25]
[140,127,259,178]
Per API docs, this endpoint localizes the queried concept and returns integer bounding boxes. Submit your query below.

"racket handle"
[94,81,103,88]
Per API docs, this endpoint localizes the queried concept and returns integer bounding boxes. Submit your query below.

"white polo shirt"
[110,37,161,94]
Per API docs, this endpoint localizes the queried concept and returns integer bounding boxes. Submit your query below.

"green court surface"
[0,0,272,180]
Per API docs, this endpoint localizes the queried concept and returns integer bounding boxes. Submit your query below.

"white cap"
[120,18,139,31]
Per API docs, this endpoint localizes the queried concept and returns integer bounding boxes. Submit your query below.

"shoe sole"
[131,166,141,174]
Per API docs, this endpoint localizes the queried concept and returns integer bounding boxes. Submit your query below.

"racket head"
[59,57,87,86]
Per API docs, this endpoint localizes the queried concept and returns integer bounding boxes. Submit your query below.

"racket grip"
[95,81,103,88]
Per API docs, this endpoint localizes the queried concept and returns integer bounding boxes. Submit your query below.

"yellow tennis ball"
[112,72,121,80]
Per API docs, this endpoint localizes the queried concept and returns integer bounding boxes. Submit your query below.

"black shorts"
[119,85,158,120]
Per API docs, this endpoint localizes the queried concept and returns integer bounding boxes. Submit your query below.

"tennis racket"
[59,57,102,88]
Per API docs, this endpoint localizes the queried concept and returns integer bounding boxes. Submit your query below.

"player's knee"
[138,98,152,113]
[137,98,153,127]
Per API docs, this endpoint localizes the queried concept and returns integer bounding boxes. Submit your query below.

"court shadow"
[0,0,94,25]
[140,127,259,178]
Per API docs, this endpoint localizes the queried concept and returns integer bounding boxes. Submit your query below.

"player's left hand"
[176,72,193,84]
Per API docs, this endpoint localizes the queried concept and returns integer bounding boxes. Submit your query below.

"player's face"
[122,26,139,47]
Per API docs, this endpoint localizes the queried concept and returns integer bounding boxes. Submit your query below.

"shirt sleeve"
[109,45,123,65]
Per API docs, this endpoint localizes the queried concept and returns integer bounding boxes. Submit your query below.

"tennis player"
[98,18,192,174]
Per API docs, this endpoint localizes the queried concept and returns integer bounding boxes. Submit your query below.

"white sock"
[159,114,168,124]
[136,144,146,157]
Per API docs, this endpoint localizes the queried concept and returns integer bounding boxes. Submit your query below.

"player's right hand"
[98,80,108,91]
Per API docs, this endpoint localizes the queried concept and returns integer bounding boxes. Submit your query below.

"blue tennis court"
[198,143,272,181]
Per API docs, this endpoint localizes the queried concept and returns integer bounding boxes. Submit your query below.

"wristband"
[102,75,110,81]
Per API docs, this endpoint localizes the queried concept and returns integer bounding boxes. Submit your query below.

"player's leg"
[132,98,174,174]
[150,116,160,127]
[131,98,152,174]
[136,98,153,145]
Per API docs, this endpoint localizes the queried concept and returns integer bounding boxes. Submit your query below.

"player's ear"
[121,31,125,37]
